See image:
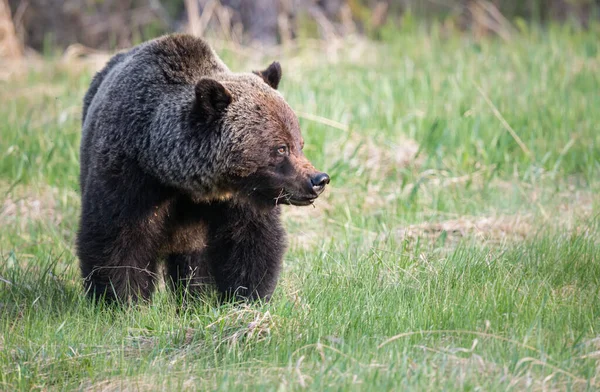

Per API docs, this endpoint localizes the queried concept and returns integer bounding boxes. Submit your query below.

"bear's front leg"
[204,202,287,302]
[78,221,161,304]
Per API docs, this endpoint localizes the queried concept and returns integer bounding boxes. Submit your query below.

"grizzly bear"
[78,34,329,303]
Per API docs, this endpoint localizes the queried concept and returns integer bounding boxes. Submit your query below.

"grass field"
[1,24,599,390]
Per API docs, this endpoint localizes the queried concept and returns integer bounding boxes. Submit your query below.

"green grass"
[1,25,599,390]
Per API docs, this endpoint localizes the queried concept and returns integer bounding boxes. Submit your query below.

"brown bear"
[78,34,329,303]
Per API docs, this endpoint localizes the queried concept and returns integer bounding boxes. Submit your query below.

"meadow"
[1,24,599,390]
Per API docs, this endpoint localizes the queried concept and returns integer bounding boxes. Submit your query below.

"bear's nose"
[311,172,330,195]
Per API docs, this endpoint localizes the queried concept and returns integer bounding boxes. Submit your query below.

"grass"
[1,24,599,390]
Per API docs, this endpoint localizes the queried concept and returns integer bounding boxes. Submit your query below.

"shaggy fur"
[78,34,329,303]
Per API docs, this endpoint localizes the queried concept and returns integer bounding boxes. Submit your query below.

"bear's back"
[83,35,228,125]
[145,35,230,84]
[80,35,230,193]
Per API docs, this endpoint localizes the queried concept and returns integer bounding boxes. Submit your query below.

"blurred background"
[1,1,600,390]
[2,0,599,58]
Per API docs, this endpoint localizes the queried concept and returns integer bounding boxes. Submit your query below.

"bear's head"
[193,62,330,207]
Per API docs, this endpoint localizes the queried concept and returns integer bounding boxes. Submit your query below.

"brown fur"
[78,34,330,303]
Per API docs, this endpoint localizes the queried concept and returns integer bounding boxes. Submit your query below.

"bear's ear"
[253,61,282,90]
[194,78,232,120]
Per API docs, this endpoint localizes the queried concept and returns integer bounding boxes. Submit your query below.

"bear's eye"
[277,145,288,156]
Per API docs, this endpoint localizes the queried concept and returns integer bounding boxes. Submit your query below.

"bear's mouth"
[287,197,315,206]
[272,189,316,206]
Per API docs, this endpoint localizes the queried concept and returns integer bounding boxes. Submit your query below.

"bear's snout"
[310,172,330,196]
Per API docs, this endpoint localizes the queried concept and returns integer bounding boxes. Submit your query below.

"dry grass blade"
[378,330,541,354]
[291,343,383,369]
[296,111,348,132]
[475,83,532,157]
[515,357,596,387]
